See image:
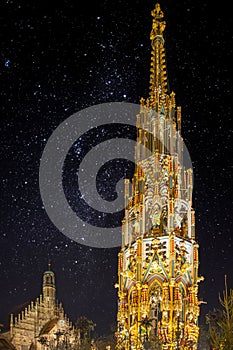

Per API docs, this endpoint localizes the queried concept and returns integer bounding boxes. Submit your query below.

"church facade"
[115,3,203,350]
[4,266,77,349]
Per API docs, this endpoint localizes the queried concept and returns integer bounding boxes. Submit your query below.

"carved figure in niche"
[157,207,167,235]
[150,285,162,309]
[128,260,136,275]
[162,311,169,324]
[187,312,195,325]
[181,214,188,237]
[152,202,161,231]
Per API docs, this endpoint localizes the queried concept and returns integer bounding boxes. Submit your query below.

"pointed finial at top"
[150,3,166,40]
[48,260,51,271]
[151,3,164,20]
[148,3,169,107]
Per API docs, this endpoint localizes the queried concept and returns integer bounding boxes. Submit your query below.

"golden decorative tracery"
[116,4,203,350]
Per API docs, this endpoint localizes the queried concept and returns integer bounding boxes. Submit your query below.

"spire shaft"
[149,3,168,108]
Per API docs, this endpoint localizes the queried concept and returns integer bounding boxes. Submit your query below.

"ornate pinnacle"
[150,3,166,39]
[149,3,168,109]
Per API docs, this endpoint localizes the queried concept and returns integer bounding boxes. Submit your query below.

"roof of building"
[39,318,59,335]
[0,336,16,350]
[43,262,54,275]
[43,270,54,275]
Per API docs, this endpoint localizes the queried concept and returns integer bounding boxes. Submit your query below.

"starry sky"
[0,0,232,336]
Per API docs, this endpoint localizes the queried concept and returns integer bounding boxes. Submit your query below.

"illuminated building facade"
[116,4,203,349]
[3,265,77,349]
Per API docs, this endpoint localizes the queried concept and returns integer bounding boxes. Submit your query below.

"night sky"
[0,0,232,337]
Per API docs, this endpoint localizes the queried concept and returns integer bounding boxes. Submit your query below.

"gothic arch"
[175,274,189,296]
[146,273,167,287]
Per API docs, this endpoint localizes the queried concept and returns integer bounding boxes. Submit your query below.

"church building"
[3,265,77,349]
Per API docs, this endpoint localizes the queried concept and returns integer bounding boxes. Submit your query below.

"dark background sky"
[0,0,232,337]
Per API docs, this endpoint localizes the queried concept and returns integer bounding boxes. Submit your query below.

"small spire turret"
[10,313,13,337]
